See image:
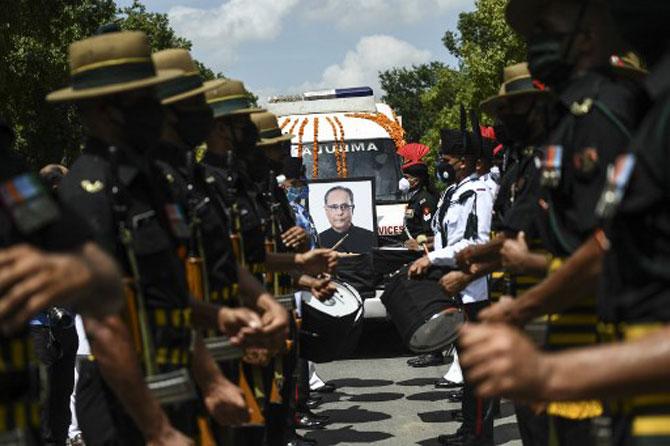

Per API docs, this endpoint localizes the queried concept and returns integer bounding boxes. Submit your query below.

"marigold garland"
[296,118,309,158]
[312,117,319,178]
[279,117,291,130]
[345,112,406,151]
[288,118,300,136]
[333,116,347,177]
[325,117,342,177]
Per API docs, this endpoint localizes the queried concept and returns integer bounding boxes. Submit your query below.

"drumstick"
[423,243,430,256]
[331,233,349,251]
[404,227,415,241]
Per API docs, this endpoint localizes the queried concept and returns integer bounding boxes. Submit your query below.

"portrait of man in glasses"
[319,186,376,253]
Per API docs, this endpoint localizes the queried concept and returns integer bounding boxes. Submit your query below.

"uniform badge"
[573,147,599,176]
[165,174,175,184]
[570,98,594,116]
[0,174,60,234]
[80,180,104,193]
[540,145,562,188]
[595,154,636,219]
[405,208,415,219]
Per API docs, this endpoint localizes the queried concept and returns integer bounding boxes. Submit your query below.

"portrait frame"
[307,177,378,252]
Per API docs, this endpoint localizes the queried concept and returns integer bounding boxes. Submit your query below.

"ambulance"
[266,87,408,318]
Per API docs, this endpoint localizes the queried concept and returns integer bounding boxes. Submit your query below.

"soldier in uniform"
[407,127,495,446]
[49,29,273,445]
[397,143,438,250]
[459,2,670,446]
[453,0,646,444]
[0,118,124,444]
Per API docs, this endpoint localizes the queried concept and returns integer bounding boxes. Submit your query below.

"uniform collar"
[154,141,187,168]
[645,51,670,100]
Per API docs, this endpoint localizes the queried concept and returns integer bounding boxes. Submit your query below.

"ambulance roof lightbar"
[303,87,373,101]
[267,87,374,103]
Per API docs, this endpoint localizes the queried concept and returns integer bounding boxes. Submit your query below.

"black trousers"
[30,325,78,446]
[515,404,549,446]
[458,301,497,443]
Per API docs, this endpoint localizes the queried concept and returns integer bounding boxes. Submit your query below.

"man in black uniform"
[454,0,645,444]
[319,186,376,253]
[49,29,276,445]
[459,3,670,446]
[0,119,123,444]
[397,143,437,249]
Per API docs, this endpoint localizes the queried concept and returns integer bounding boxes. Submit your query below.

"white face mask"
[490,166,501,183]
[398,177,411,193]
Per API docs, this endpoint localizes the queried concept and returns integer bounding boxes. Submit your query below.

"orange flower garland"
[333,116,347,177]
[325,117,343,177]
[312,117,319,178]
[279,117,291,130]
[345,112,406,151]
[296,118,309,158]
[288,118,300,136]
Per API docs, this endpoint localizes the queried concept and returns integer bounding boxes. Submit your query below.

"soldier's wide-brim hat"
[47,31,182,103]
[206,79,264,118]
[480,62,551,116]
[250,111,293,147]
[152,49,226,105]
[506,0,603,38]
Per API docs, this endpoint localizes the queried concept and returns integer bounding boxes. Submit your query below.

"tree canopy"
[380,0,526,158]
[1,0,219,167]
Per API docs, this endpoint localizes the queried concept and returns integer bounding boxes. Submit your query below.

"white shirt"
[480,171,500,202]
[428,174,493,304]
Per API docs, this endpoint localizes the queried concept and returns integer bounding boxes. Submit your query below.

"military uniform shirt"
[403,188,437,240]
[428,174,492,304]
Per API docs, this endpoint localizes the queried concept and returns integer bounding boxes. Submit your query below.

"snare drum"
[381,275,464,353]
[300,280,364,363]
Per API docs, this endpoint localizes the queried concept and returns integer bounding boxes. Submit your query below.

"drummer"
[408,124,495,446]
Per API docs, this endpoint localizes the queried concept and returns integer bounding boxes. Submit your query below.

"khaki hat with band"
[206,79,264,118]
[47,31,182,103]
[250,112,293,147]
[152,49,226,105]
[480,62,551,116]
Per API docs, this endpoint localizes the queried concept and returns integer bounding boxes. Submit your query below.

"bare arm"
[460,323,670,401]
[84,315,186,443]
[481,234,604,325]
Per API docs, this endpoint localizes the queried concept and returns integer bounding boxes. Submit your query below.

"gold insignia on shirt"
[80,180,104,193]
[165,174,175,184]
[570,98,594,116]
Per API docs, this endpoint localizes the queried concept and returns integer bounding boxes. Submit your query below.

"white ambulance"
[267,87,408,318]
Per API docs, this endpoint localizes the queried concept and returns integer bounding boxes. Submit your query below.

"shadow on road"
[396,377,439,387]
[318,405,392,423]
[418,408,461,423]
[348,392,405,403]
[304,424,394,445]
[406,390,453,402]
[329,378,393,388]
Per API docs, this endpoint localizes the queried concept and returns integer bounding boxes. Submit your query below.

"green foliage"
[379,0,525,180]
[379,62,449,143]
[425,0,526,150]
[1,0,221,168]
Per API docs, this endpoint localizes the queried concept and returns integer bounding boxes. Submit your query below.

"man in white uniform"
[409,127,495,446]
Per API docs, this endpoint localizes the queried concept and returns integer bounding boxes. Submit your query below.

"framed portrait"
[307,177,378,253]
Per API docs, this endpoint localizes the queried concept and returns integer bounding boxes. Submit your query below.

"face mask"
[173,106,214,148]
[500,114,533,144]
[610,1,667,66]
[527,32,576,89]
[286,185,308,204]
[435,161,456,185]
[490,166,501,183]
[398,177,411,193]
[113,97,165,152]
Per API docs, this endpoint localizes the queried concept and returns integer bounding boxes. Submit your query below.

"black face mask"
[231,119,260,154]
[610,1,668,67]
[112,96,164,152]
[173,106,214,148]
[435,160,456,185]
[527,32,576,89]
[243,146,270,182]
